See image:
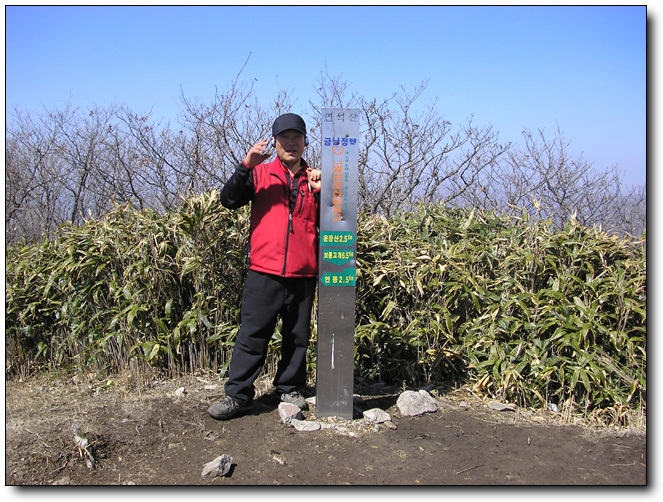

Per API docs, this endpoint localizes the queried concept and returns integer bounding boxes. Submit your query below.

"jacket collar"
[272,156,309,179]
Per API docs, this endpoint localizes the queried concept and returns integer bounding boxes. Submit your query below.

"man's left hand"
[306,168,322,191]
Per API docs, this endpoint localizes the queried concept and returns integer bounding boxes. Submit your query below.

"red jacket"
[220,157,320,278]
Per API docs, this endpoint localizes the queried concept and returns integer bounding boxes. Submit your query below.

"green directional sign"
[321,249,355,266]
[320,268,356,286]
[321,231,356,247]
[316,108,359,419]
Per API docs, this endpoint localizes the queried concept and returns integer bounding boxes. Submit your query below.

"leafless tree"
[177,54,300,191]
[5,68,646,244]
[56,104,119,225]
[6,104,72,242]
[456,126,646,237]
[310,72,510,217]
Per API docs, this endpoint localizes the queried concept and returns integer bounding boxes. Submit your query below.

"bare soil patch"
[5,374,646,485]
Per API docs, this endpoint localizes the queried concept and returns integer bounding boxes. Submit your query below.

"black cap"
[272,113,307,137]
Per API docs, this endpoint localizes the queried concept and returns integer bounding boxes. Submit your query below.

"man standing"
[208,113,321,420]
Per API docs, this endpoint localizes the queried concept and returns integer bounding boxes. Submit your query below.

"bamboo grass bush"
[5,191,249,378]
[6,194,646,423]
[354,205,645,424]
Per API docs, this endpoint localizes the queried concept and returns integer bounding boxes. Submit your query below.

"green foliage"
[5,191,248,376]
[5,196,646,422]
[354,205,646,421]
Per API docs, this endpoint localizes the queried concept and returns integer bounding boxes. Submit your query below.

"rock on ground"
[291,419,322,432]
[363,408,392,424]
[201,454,233,478]
[396,390,438,416]
[488,400,516,412]
[278,402,303,425]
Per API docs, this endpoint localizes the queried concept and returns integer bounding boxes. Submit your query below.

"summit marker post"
[316,108,359,419]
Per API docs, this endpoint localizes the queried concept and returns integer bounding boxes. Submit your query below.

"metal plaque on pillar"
[316,108,360,419]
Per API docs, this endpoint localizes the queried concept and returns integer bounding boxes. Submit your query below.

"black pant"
[224,270,316,404]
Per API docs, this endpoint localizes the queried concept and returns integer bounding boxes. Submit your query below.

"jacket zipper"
[275,168,305,277]
[281,174,296,277]
[296,189,306,215]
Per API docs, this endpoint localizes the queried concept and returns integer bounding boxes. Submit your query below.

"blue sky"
[5,5,647,185]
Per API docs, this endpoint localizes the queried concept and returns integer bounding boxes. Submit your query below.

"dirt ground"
[4,373,646,486]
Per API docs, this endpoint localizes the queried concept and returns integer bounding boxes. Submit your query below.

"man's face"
[275,130,306,166]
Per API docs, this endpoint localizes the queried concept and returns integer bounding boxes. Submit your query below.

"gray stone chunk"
[487,400,516,412]
[201,454,233,478]
[278,402,303,425]
[363,408,392,424]
[291,419,322,432]
[396,390,438,416]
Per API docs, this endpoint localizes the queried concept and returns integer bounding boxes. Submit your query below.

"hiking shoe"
[208,396,251,420]
[280,390,309,410]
